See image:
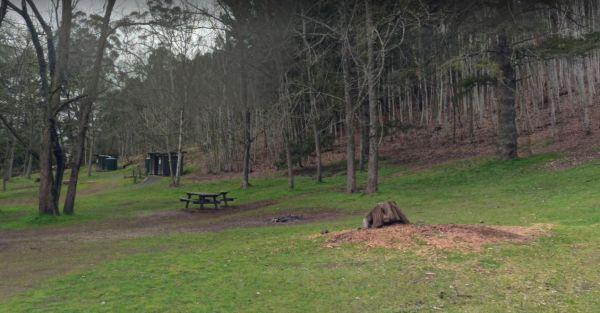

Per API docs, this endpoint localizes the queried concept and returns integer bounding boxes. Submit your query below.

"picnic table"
[180,191,235,209]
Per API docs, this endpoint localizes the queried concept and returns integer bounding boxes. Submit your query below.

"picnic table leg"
[200,197,204,210]
[223,193,228,207]
[214,196,220,210]
[185,194,191,209]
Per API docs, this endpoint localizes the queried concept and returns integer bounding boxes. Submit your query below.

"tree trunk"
[38,126,56,214]
[6,136,15,180]
[359,100,369,171]
[365,0,379,194]
[63,0,114,214]
[175,108,184,187]
[494,32,518,160]
[87,127,94,177]
[282,75,294,190]
[242,107,252,189]
[25,151,33,179]
[301,12,323,183]
[285,131,294,190]
[341,25,356,193]
[575,58,592,135]
[547,60,560,139]
[2,135,15,192]
[312,121,323,183]
[239,33,252,189]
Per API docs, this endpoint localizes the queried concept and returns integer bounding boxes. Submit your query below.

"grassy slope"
[0,154,599,312]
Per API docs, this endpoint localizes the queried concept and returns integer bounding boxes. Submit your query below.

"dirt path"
[0,200,356,301]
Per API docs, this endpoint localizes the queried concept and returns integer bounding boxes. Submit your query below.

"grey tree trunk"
[282,74,295,190]
[312,121,323,182]
[341,26,356,193]
[359,101,369,172]
[365,0,379,194]
[2,136,15,192]
[25,152,33,179]
[63,0,114,214]
[301,13,323,183]
[175,108,184,187]
[87,127,94,177]
[242,108,252,189]
[6,137,14,180]
[494,33,518,160]
[285,131,294,190]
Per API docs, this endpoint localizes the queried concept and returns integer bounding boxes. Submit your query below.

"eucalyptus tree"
[2,0,74,215]
[63,0,116,214]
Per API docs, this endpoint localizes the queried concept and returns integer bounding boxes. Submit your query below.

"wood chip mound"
[325,224,552,252]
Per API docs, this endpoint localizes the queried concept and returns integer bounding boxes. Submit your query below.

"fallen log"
[363,201,410,229]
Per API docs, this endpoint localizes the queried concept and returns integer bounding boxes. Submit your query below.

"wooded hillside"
[1,0,599,214]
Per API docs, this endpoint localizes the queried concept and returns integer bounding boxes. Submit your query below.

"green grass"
[1,154,599,312]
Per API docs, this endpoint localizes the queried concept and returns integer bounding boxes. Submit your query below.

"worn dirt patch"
[0,200,355,301]
[0,200,346,246]
[325,223,553,253]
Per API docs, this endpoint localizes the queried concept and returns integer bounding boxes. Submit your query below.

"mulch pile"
[325,223,552,252]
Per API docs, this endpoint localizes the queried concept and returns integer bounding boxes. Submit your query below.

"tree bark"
[63,0,114,214]
[359,100,369,171]
[283,76,295,190]
[87,126,94,177]
[285,131,294,190]
[365,0,379,194]
[301,12,323,183]
[2,135,15,192]
[341,22,356,193]
[242,107,252,189]
[241,61,252,189]
[312,121,323,182]
[494,32,518,160]
[175,108,184,186]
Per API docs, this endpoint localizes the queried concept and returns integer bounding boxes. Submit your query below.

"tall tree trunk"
[87,126,94,177]
[285,131,294,189]
[547,60,560,139]
[175,107,184,186]
[2,135,15,192]
[359,101,369,171]
[63,0,114,214]
[242,107,251,189]
[25,151,33,179]
[312,120,323,182]
[6,136,15,180]
[301,12,323,183]
[365,0,379,194]
[494,32,518,160]
[38,126,55,214]
[241,60,252,189]
[575,58,592,135]
[341,25,356,193]
[282,74,294,189]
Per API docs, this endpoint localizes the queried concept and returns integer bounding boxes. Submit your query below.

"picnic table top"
[186,191,227,197]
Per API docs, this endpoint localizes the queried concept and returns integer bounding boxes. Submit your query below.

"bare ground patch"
[324,223,553,253]
[0,200,354,300]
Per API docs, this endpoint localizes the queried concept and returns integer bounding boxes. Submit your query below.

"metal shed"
[95,154,119,171]
[145,152,185,176]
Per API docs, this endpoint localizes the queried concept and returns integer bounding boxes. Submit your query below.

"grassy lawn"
[0,153,599,312]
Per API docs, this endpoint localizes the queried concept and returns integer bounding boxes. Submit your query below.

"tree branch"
[0,0,8,27]
[0,114,39,160]
[53,94,88,116]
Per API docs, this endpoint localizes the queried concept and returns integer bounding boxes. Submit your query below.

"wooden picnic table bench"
[180,191,235,210]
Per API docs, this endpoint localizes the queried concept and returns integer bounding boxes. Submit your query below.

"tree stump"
[362,201,410,229]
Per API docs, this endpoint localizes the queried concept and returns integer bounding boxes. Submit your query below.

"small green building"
[95,155,119,171]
